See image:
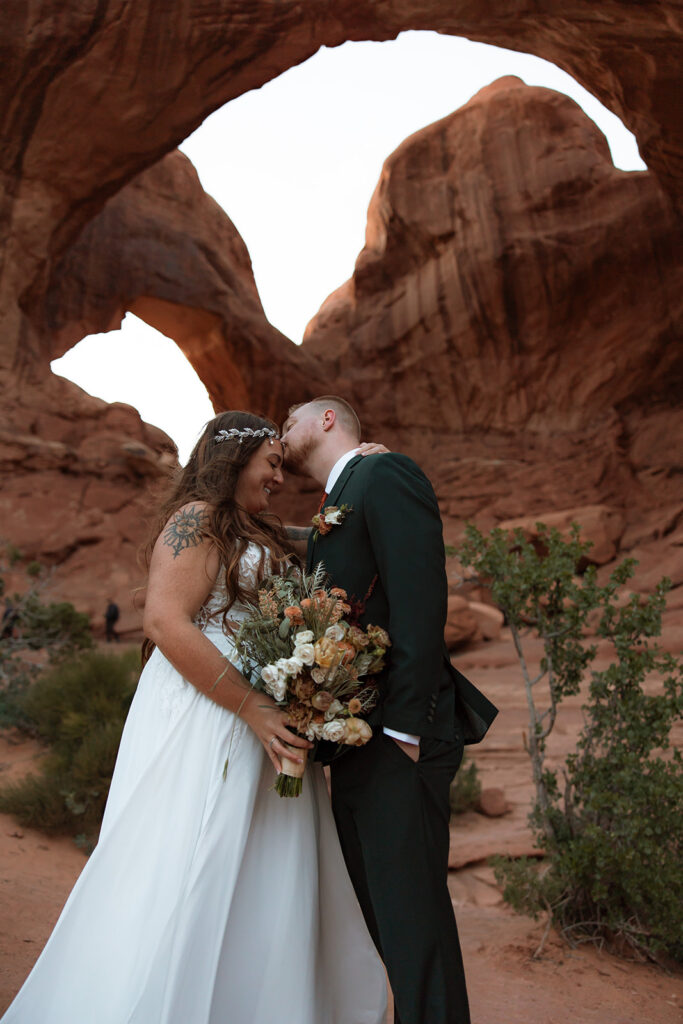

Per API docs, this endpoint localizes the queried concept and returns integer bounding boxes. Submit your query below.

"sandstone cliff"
[303,79,683,573]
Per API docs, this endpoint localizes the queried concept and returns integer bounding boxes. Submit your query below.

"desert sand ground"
[1,615,681,1022]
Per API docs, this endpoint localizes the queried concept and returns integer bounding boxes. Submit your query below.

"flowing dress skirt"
[2,625,387,1023]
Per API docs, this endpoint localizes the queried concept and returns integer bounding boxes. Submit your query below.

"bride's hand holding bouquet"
[235,564,391,796]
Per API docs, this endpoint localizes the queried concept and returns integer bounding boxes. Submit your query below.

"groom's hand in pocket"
[392,738,420,762]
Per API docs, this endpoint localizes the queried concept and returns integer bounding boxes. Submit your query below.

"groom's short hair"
[289,396,362,441]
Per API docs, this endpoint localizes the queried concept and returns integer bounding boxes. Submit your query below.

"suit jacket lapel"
[327,454,362,507]
[307,454,362,570]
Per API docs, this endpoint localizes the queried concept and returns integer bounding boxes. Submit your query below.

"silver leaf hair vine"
[213,427,279,445]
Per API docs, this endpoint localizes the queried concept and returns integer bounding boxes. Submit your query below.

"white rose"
[311,667,327,684]
[321,719,346,742]
[325,623,345,643]
[324,699,344,721]
[261,664,287,702]
[324,509,342,524]
[306,720,325,741]
[273,679,288,701]
[294,643,315,666]
[275,656,299,676]
[282,656,304,676]
[294,630,314,645]
[261,664,281,686]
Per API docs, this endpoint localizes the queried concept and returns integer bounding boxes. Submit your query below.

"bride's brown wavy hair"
[141,411,292,663]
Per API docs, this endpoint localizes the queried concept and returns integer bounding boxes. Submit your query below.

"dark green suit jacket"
[306,453,497,744]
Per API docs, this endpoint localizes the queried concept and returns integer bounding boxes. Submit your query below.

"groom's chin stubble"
[283,442,314,476]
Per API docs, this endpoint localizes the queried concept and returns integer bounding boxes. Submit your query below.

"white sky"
[51,32,646,463]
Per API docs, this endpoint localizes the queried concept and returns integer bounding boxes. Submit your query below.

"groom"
[281,396,497,1024]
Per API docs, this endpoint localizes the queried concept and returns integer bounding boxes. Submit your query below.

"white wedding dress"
[2,544,387,1024]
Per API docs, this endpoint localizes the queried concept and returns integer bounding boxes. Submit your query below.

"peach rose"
[314,636,341,669]
[343,717,373,746]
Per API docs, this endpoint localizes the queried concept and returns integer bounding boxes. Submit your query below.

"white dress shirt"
[325,449,419,748]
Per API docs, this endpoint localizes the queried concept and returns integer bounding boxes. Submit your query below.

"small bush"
[0,553,93,728]
[459,524,683,962]
[0,649,140,839]
[450,754,481,815]
[18,594,92,654]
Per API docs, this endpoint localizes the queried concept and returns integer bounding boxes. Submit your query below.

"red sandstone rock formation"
[46,150,322,417]
[499,505,626,566]
[1,67,681,628]
[304,79,683,574]
[305,79,682,436]
[0,379,176,636]
[1,2,681,382]
[0,152,319,628]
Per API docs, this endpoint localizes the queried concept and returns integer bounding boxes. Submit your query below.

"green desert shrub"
[449,754,481,815]
[0,649,140,839]
[459,523,683,962]
[1,551,93,728]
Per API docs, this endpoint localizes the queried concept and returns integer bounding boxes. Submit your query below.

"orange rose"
[338,641,356,665]
[299,598,312,611]
[348,697,362,714]
[284,605,304,625]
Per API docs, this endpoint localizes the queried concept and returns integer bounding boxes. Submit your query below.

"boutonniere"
[312,504,353,539]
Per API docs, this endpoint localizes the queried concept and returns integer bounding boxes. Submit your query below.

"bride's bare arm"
[143,502,310,771]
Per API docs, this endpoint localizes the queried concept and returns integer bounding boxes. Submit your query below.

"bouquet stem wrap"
[276,742,308,798]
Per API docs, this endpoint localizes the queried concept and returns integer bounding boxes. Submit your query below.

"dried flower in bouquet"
[235,564,390,796]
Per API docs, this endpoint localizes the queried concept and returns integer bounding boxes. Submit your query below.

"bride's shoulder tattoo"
[163,505,208,558]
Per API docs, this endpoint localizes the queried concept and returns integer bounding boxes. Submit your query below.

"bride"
[2,411,387,1024]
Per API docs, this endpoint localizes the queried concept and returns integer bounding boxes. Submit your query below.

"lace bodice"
[195,542,268,633]
[154,544,268,719]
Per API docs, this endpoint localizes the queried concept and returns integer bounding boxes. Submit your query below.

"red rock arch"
[1,2,681,372]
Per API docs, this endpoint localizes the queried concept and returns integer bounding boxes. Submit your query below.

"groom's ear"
[321,408,336,432]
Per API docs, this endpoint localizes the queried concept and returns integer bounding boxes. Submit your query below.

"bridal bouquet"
[235,564,390,796]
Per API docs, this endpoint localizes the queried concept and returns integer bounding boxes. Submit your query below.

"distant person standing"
[104,599,119,642]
